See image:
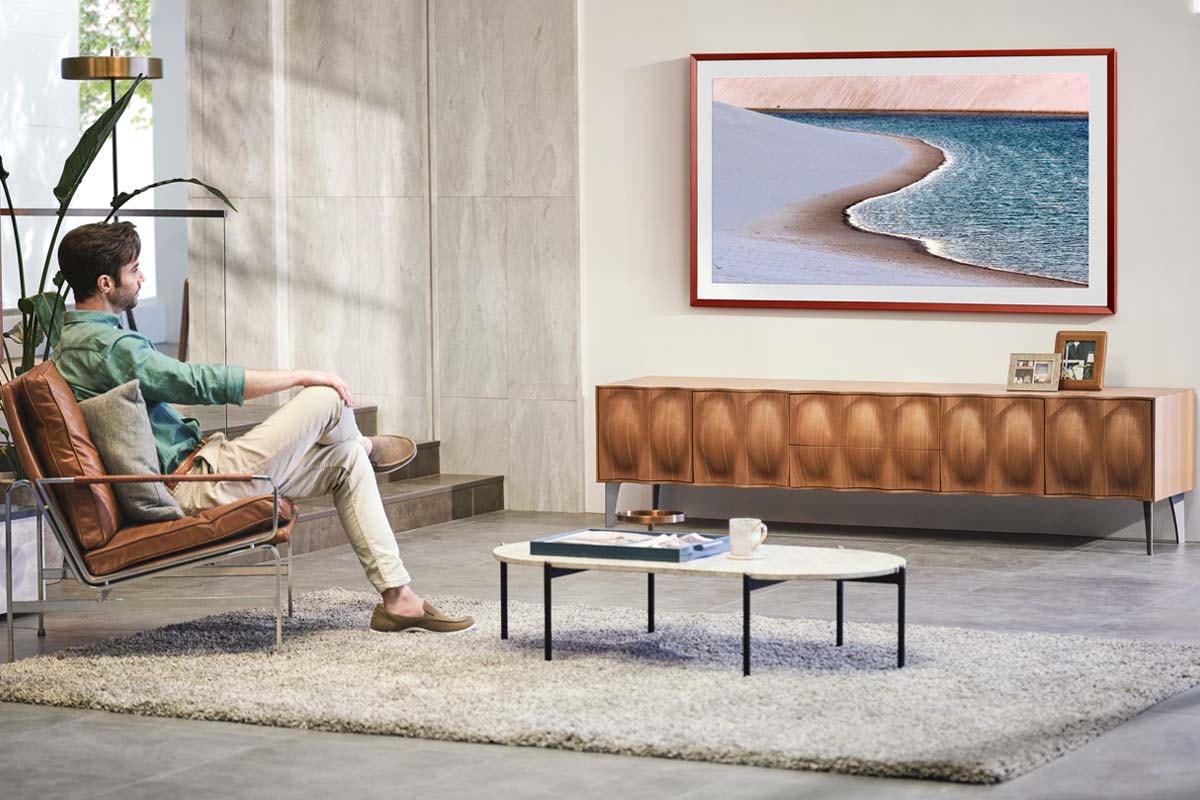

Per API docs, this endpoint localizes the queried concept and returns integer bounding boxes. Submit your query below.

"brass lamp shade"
[61,56,163,80]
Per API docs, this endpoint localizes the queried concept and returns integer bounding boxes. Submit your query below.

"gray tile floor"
[4,511,1200,799]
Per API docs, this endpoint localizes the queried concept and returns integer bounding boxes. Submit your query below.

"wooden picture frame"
[691,49,1116,314]
[1007,353,1062,392]
[1055,330,1108,390]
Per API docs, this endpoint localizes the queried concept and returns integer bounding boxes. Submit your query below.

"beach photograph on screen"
[710,73,1091,288]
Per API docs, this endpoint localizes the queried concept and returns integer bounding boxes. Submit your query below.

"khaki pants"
[171,387,411,592]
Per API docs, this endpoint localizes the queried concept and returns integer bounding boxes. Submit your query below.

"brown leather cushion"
[13,362,122,549]
[84,495,296,576]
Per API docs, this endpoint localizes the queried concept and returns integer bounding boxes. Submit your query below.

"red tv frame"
[690,49,1116,315]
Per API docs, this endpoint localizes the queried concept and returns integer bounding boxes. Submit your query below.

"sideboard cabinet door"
[597,388,649,481]
[745,393,789,486]
[989,398,1045,494]
[693,391,747,485]
[648,389,693,483]
[1046,399,1152,498]
[1099,400,1153,498]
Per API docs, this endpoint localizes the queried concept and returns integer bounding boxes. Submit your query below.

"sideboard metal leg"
[500,562,508,640]
[897,567,906,669]
[647,573,655,632]
[605,482,621,528]
[652,484,661,509]
[836,580,844,646]
[1144,501,1154,556]
[1170,494,1186,544]
[742,574,751,676]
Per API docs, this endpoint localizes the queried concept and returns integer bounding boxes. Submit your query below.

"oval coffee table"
[493,542,907,675]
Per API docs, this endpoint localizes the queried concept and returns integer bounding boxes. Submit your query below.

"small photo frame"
[1007,353,1063,392]
[1055,330,1107,391]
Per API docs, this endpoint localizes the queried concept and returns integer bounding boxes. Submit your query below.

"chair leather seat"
[84,495,296,576]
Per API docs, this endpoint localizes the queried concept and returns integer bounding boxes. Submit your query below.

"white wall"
[0,0,79,309]
[579,0,1200,540]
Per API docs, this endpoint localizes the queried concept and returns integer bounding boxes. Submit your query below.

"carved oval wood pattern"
[845,448,887,486]
[1046,401,1094,493]
[789,394,842,446]
[894,397,939,450]
[649,389,692,482]
[1102,401,1151,496]
[994,400,1040,486]
[597,389,646,480]
[693,392,743,484]
[790,446,841,487]
[844,397,888,449]
[942,398,988,488]
[746,393,788,485]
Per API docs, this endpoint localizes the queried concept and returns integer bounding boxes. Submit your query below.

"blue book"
[529,529,730,562]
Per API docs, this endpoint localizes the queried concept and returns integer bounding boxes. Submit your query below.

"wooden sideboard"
[596,377,1196,554]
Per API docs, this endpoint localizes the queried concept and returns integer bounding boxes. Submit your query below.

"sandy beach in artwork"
[710,101,1077,287]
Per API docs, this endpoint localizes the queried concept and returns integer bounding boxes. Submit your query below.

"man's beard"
[112,284,139,312]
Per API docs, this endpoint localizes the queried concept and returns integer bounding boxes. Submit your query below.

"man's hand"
[298,370,354,407]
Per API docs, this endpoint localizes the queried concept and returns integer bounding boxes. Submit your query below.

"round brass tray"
[616,509,685,531]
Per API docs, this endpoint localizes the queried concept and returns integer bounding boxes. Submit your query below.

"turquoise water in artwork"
[764,111,1090,284]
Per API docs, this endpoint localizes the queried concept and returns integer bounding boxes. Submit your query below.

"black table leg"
[543,562,552,661]
[647,573,655,632]
[500,562,508,640]
[742,574,751,676]
[836,580,844,646]
[897,566,906,668]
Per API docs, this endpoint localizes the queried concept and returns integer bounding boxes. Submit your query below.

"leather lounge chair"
[3,362,297,662]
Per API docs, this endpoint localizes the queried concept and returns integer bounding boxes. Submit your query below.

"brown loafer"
[368,435,418,474]
[369,600,475,634]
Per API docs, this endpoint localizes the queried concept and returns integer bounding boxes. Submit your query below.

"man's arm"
[244,369,354,406]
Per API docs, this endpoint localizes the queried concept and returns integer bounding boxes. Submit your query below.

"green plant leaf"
[52,270,65,288]
[52,75,144,211]
[106,177,237,222]
[4,318,43,348]
[17,292,65,350]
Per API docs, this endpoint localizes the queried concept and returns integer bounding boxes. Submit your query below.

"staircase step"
[185,403,380,438]
[185,403,439,477]
[223,473,504,564]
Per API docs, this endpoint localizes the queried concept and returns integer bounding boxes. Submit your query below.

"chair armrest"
[62,474,263,486]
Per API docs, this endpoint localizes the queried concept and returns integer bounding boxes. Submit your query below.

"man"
[51,221,472,634]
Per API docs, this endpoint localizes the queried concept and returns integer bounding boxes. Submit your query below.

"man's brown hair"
[57,222,141,301]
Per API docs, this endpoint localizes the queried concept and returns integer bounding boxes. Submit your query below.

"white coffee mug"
[729,518,768,558]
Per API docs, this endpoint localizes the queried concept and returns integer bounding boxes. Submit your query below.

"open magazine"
[552,530,716,549]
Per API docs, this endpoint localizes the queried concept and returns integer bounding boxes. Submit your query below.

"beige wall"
[579,0,1200,538]
[186,0,582,511]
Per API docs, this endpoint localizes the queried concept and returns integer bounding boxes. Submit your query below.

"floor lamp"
[60,51,163,331]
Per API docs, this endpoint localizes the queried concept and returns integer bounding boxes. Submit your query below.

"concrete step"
[187,402,441,479]
[223,473,504,564]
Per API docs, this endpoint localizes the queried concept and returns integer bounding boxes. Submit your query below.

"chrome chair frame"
[4,474,295,663]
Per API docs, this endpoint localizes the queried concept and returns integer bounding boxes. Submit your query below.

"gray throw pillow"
[79,380,184,523]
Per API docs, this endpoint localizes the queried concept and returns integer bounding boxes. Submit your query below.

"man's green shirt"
[50,310,246,473]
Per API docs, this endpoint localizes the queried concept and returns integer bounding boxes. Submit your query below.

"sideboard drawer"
[791,394,939,450]
[790,447,939,491]
[789,394,844,446]
[790,446,846,488]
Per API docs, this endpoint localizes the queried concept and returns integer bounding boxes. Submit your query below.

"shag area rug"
[2,589,1199,784]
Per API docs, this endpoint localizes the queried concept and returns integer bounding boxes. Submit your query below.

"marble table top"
[493,542,905,581]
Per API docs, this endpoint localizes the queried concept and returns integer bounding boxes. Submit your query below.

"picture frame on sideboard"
[1007,353,1063,392]
[1055,330,1108,390]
